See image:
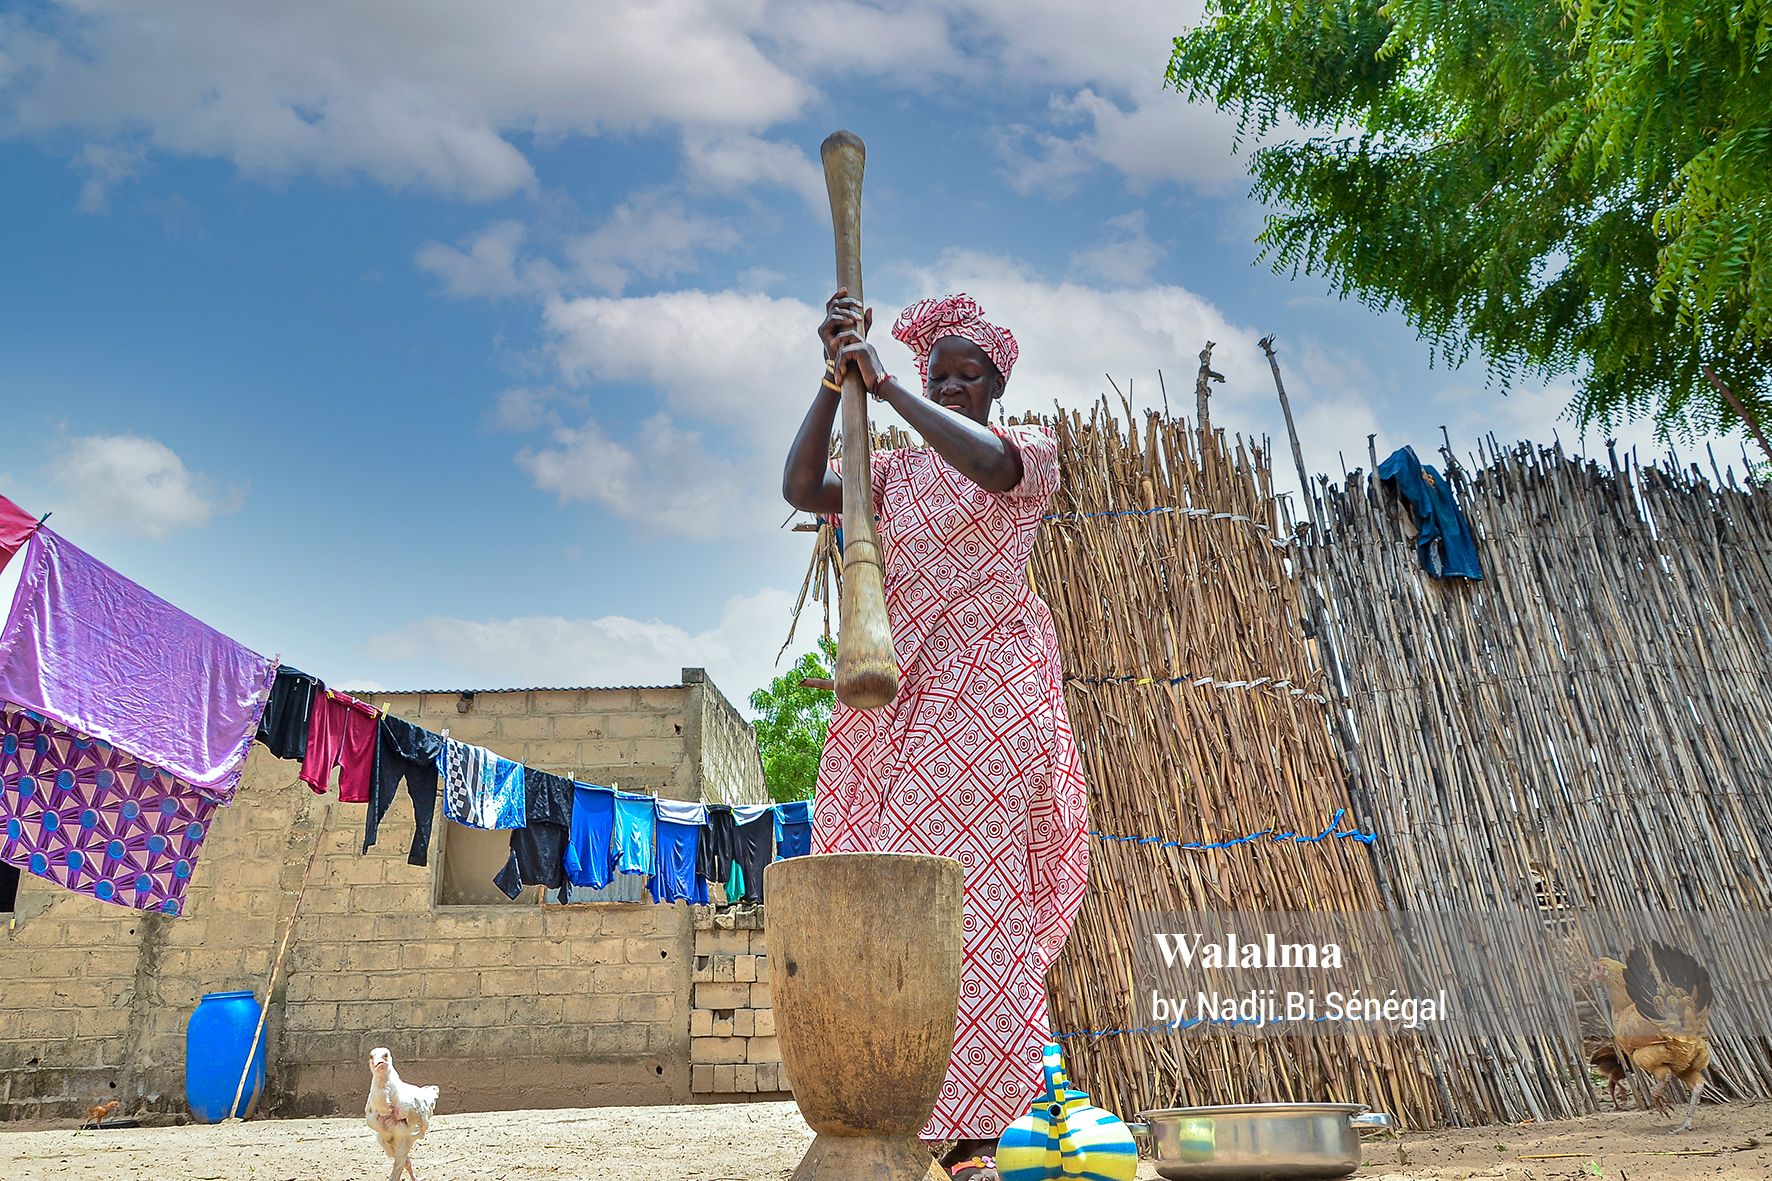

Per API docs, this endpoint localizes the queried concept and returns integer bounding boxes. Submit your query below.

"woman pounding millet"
[781,290,1090,1181]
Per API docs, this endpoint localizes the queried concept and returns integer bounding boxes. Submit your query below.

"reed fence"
[1301,438,1772,1124]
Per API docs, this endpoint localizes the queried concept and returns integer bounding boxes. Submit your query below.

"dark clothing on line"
[699,804,737,887]
[731,809,774,904]
[365,715,440,866]
[494,768,576,899]
[256,666,321,760]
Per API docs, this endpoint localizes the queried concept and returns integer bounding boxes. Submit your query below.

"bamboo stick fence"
[1301,438,1772,1123]
[790,403,1772,1130]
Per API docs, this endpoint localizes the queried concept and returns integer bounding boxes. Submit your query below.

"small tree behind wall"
[748,635,837,803]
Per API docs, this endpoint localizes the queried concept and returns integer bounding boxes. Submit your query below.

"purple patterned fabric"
[0,704,217,916]
[0,528,277,804]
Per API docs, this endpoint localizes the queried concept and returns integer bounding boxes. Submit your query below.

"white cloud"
[72,141,145,212]
[935,0,1259,195]
[485,386,586,433]
[682,133,825,213]
[505,288,822,538]
[35,433,236,539]
[563,195,740,295]
[415,221,554,299]
[3,0,811,200]
[736,266,788,292]
[4,0,1271,205]
[949,0,1199,91]
[760,0,960,78]
[543,288,815,443]
[366,586,803,708]
[1004,83,1254,196]
[516,411,773,541]
[418,198,739,302]
[1070,211,1166,285]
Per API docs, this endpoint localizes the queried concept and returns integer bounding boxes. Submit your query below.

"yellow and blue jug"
[996,1043,1139,1181]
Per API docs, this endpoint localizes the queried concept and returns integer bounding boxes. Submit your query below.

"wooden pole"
[1194,342,1222,435]
[223,801,330,1123]
[1259,335,1316,529]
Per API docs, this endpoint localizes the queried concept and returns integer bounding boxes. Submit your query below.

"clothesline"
[1041,504,1293,549]
[1068,672,1330,704]
[254,664,814,907]
[0,494,819,917]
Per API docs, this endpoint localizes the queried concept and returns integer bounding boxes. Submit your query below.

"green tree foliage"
[747,635,837,803]
[1168,0,1772,448]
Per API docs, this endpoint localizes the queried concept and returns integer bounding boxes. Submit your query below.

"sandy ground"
[0,1099,1766,1181]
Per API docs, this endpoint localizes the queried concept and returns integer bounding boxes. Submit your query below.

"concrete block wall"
[0,675,769,1120]
[684,669,770,808]
[688,907,788,1097]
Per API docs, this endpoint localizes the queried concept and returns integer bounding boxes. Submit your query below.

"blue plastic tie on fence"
[1087,808,1376,852]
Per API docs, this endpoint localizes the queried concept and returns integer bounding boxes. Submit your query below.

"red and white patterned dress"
[812,422,1090,1140]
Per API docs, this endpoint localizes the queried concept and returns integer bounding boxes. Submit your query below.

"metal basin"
[1128,1103,1392,1180]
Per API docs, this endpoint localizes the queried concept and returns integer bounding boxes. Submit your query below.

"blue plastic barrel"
[184,990,266,1122]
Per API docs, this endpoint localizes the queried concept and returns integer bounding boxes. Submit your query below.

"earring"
[997,398,1007,425]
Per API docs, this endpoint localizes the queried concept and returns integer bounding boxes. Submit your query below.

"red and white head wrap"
[890,293,1019,386]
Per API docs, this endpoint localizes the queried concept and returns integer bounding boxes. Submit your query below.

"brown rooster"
[1589,942,1712,1132]
[81,1099,121,1130]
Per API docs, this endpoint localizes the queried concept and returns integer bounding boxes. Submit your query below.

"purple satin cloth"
[0,529,277,804]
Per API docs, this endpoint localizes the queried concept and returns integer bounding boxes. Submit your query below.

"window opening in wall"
[436,818,648,905]
[0,862,17,913]
[549,877,646,905]
[437,821,519,906]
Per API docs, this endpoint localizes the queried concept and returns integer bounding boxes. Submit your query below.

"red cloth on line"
[299,690,378,803]
[0,494,39,574]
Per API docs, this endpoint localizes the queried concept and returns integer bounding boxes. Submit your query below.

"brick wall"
[0,673,769,1120]
[688,908,787,1097]
[684,669,770,808]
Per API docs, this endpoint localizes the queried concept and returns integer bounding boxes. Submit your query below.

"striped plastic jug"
[996,1043,1139,1181]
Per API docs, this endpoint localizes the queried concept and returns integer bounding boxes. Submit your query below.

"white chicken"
[365,1047,440,1181]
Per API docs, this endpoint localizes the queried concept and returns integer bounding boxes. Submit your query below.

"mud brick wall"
[0,672,768,1121]
[688,907,788,1097]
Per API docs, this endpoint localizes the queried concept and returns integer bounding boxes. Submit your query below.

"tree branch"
[1703,365,1772,464]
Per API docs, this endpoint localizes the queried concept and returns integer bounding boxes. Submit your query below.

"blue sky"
[0,1,1746,709]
